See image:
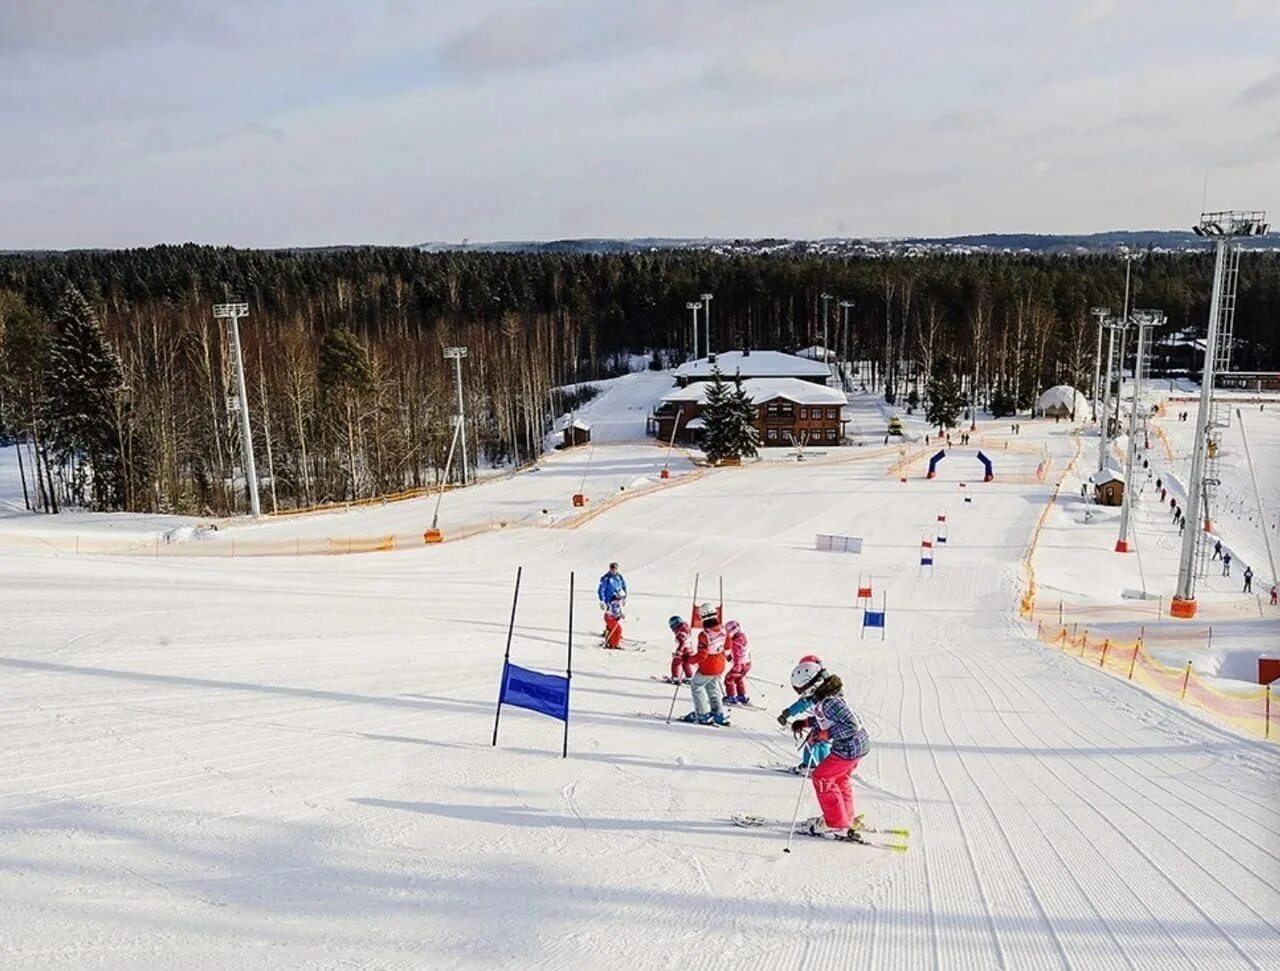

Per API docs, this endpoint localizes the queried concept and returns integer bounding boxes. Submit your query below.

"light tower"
[700,292,714,357]
[1171,209,1268,619]
[686,301,702,360]
[839,299,855,388]
[213,301,260,517]
[1115,309,1163,553]
[1089,306,1109,422]
[820,292,833,367]
[444,346,469,486]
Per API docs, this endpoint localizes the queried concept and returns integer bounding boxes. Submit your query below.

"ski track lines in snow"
[3,428,1279,969]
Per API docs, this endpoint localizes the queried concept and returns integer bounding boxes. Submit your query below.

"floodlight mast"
[1171,209,1269,619]
[839,300,855,388]
[686,301,702,360]
[444,346,469,486]
[700,292,714,357]
[820,292,833,376]
[213,301,260,517]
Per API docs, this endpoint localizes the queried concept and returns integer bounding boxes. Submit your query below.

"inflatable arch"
[927,449,994,482]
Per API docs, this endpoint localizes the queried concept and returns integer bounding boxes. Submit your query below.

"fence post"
[1129,643,1140,680]
[1207,626,1213,652]
[1080,633,1087,658]
[1099,639,1109,668]
[1267,685,1271,740]
[1037,620,1042,638]
[1058,600,1063,626]
[1180,661,1192,701]
[1072,622,1078,639]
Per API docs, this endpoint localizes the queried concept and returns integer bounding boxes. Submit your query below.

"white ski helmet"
[790,660,827,697]
[698,602,719,624]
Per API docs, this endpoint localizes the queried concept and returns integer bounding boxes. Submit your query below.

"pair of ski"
[731,813,910,852]
[635,711,733,728]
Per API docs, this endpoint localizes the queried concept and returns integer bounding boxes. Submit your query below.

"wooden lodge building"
[652,378,849,447]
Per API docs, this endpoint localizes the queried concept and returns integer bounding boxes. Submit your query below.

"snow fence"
[1035,622,1277,742]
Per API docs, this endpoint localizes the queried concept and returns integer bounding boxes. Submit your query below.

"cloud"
[1234,66,1280,106]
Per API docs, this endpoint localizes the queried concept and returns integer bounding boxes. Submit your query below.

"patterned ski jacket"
[796,688,869,760]
[691,625,728,676]
[597,572,627,605]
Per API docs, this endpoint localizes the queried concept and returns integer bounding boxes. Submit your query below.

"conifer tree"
[700,367,734,463]
[925,359,963,432]
[726,379,760,459]
[45,284,124,509]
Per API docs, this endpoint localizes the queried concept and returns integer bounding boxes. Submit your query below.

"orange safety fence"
[1034,622,1276,741]
[1018,432,1081,617]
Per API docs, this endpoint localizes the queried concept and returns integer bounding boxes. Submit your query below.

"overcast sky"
[2,0,1279,249]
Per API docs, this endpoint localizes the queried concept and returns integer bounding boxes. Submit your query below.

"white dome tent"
[1034,385,1089,420]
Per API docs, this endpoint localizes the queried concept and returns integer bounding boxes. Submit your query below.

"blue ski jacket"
[597,571,627,604]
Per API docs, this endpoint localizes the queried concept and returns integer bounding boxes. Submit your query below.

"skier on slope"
[667,615,695,683]
[777,659,871,838]
[679,603,729,726]
[602,596,625,649]
[775,654,831,772]
[722,620,752,705]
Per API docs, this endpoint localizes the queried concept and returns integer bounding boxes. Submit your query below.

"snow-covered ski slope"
[3,419,1279,969]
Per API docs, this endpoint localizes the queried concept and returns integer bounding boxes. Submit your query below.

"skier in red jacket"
[667,615,695,682]
[679,603,729,725]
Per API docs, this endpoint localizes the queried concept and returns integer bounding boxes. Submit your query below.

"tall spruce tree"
[699,368,734,462]
[45,284,124,509]
[726,378,760,459]
[925,360,963,432]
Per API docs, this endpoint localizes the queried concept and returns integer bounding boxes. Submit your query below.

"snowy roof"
[1089,468,1125,486]
[570,419,591,431]
[661,378,848,407]
[673,350,831,381]
[685,417,706,430]
[1034,385,1089,414]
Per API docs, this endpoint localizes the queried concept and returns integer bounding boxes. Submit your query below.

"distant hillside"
[419,230,1279,257]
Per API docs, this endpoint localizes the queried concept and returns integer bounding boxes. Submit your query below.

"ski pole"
[665,678,683,724]
[783,759,813,855]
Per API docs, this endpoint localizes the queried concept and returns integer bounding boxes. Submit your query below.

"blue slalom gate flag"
[936,535,947,544]
[499,662,570,722]
[863,610,886,628]
[920,554,933,566]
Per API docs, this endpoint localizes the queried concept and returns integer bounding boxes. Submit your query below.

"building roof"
[570,418,592,431]
[660,377,848,407]
[1089,468,1125,486]
[673,350,831,381]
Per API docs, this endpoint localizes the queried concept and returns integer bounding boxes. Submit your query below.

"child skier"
[777,659,871,838]
[679,603,729,726]
[667,615,695,682]
[722,620,752,704]
[776,654,830,771]
[602,597,625,649]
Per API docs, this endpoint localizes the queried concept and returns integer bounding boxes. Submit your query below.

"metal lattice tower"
[1115,311,1161,553]
[1171,209,1269,618]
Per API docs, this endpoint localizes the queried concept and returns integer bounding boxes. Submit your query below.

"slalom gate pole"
[689,572,700,624]
[563,571,574,759]
[492,566,523,747]
[719,576,724,622]
[783,760,814,855]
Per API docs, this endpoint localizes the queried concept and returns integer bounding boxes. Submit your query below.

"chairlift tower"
[1097,314,1127,474]
[839,300,855,389]
[1089,307,1109,422]
[1171,210,1268,618]
[1115,310,1163,552]
[700,292,714,357]
[444,346,469,486]
[213,301,261,517]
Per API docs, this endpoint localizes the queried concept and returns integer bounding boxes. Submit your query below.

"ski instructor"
[597,562,628,612]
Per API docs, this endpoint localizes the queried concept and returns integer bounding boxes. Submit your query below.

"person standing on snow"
[1243,566,1253,594]
[667,615,695,683]
[597,562,627,635]
[778,660,871,838]
[1222,551,1232,577]
[602,597,625,649]
[722,620,752,705]
[679,603,729,726]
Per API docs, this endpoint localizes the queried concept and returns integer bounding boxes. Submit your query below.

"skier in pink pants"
[722,620,752,704]
[783,660,870,837]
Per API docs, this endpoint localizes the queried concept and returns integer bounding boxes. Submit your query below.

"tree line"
[1,244,1277,515]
